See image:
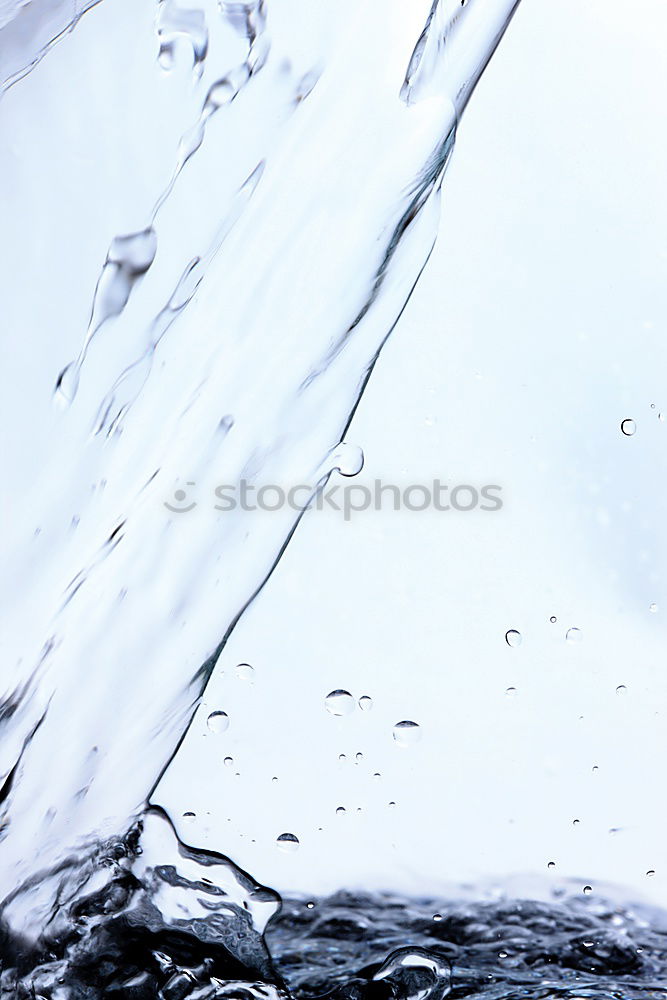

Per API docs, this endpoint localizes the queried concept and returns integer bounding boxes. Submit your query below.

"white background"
[160,0,667,906]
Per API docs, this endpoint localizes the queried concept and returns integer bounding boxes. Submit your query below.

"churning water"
[1,0,666,997]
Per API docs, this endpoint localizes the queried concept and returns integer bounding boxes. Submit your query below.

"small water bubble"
[498,951,508,960]
[649,603,658,613]
[566,627,582,643]
[388,800,396,808]
[355,752,364,763]
[271,776,278,784]
[659,412,665,422]
[550,616,557,623]
[276,832,299,853]
[433,913,442,922]
[505,629,522,647]
[592,765,599,773]
[325,689,355,716]
[582,940,594,949]
[573,818,581,826]
[547,861,556,869]
[621,418,636,436]
[306,901,315,909]
[207,710,229,733]
[647,869,656,877]
[336,806,346,816]
[616,684,627,696]
[393,720,421,746]
[223,756,234,767]
[359,695,373,711]
[373,772,381,780]
[505,686,517,697]
[339,754,347,762]
[583,885,593,896]
[236,662,255,680]
[182,811,196,822]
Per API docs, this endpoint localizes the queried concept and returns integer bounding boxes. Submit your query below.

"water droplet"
[336,806,346,816]
[498,951,508,959]
[393,720,421,746]
[550,616,557,623]
[276,832,299,853]
[388,800,396,808]
[325,689,355,716]
[306,901,315,909]
[373,772,381,780]
[236,662,255,680]
[505,629,522,647]
[207,710,229,733]
[649,603,658,613]
[547,861,556,869]
[182,811,196,822]
[338,754,347,762]
[583,885,593,896]
[582,940,594,949]
[271,776,278,784]
[621,418,636,436]
[223,756,234,767]
[355,752,364,763]
[616,684,627,696]
[505,686,517,697]
[647,870,656,877]
[573,818,581,826]
[359,695,373,711]
[331,442,364,477]
[659,412,665,423]
[433,913,442,922]
[592,765,599,773]
[566,627,582,643]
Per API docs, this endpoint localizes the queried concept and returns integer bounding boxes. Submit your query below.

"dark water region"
[269,892,667,1000]
[3,852,667,1000]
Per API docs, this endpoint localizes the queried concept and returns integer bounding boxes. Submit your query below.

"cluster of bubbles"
[324,689,373,715]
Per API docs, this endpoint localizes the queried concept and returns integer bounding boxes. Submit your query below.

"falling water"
[2,0,665,997]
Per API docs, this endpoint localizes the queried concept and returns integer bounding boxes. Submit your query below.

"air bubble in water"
[393,720,421,746]
[325,689,355,716]
[566,627,582,643]
[621,418,636,436]
[649,603,658,613]
[547,861,556,869]
[276,833,299,853]
[372,945,452,1000]
[505,630,522,647]
[583,885,593,895]
[236,662,255,680]
[505,686,517,697]
[616,684,627,696]
[550,616,557,623]
[207,710,229,733]
[336,806,346,816]
[647,870,656,877]
[359,695,373,711]
[355,752,364,763]
[223,756,234,767]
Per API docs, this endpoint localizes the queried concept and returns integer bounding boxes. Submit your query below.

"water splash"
[0,0,521,983]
